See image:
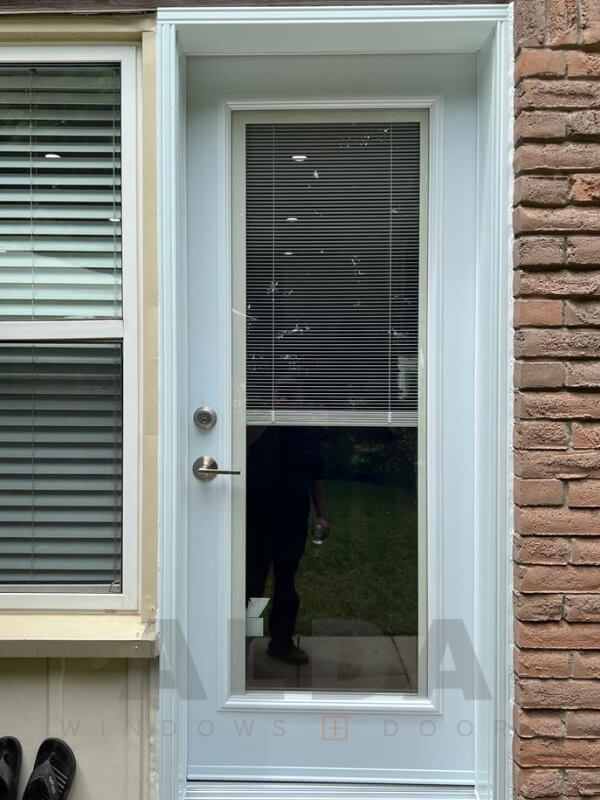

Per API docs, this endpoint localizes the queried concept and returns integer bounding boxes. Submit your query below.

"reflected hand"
[316,516,330,535]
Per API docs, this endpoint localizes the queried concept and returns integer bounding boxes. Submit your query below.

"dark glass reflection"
[246,426,418,693]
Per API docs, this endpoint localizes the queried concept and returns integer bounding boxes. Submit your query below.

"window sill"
[0,614,157,659]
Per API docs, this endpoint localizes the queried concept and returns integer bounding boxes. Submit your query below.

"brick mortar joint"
[515,76,600,84]
[559,767,566,795]
[515,366,600,371]
[515,50,600,58]
[514,143,600,151]
[514,46,600,57]
[560,593,569,621]
[515,43,600,53]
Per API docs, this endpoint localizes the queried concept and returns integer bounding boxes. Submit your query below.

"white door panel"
[186,53,479,784]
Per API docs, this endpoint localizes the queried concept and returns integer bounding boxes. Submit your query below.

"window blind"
[245,121,421,426]
[0,64,122,319]
[0,342,122,588]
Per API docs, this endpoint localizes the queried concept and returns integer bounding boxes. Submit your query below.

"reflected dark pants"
[246,496,308,644]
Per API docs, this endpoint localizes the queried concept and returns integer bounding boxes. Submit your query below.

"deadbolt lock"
[193,406,217,430]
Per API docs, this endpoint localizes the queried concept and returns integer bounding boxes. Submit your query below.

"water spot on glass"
[351,255,361,267]
[353,302,361,308]
[267,281,279,295]
[284,289,293,296]
[320,249,325,255]
[313,170,319,179]
[392,208,399,215]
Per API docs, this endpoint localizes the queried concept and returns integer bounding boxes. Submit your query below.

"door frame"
[157,6,513,800]
[225,100,436,714]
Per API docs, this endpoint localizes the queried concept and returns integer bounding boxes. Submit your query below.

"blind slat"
[0,175,120,186]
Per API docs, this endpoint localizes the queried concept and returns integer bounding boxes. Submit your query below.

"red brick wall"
[514,0,600,797]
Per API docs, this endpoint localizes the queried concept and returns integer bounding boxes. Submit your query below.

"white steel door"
[185,53,482,788]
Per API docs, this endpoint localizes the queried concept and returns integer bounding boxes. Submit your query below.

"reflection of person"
[246,425,328,665]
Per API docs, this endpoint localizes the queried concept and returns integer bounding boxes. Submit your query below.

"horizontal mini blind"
[245,121,421,426]
[0,343,122,588]
[0,64,122,319]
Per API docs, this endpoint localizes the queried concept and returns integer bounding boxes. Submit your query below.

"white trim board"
[159,5,508,56]
[184,784,477,800]
[157,7,512,800]
[157,21,188,800]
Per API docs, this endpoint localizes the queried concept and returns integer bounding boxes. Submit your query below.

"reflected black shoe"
[267,640,309,665]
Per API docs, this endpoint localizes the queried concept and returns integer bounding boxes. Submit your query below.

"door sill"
[184,783,476,799]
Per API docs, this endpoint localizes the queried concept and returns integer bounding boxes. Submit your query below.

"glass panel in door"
[232,114,427,696]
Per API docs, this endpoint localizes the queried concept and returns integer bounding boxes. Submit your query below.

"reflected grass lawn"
[266,479,419,637]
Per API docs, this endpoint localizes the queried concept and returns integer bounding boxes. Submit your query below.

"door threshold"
[184,783,477,800]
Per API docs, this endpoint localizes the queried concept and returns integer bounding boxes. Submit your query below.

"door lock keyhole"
[193,406,217,430]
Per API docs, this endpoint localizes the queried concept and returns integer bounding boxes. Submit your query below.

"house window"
[0,53,138,604]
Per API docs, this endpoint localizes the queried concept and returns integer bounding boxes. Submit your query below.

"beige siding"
[0,658,157,800]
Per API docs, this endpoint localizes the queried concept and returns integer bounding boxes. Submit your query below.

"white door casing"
[157,6,505,797]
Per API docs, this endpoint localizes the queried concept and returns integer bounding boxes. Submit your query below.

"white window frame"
[0,45,140,611]
[227,104,434,714]
[157,6,513,800]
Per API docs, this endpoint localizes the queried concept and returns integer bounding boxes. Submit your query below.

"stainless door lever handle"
[192,456,241,483]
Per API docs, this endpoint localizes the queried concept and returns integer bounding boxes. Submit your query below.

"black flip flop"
[21,739,75,800]
[0,737,22,800]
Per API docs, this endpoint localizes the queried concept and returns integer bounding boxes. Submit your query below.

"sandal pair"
[0,738,75,800]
